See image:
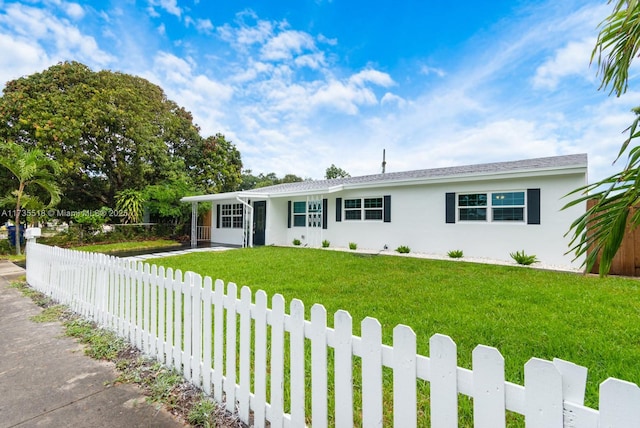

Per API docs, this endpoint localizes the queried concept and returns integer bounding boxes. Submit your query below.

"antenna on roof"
[381,149,387,174]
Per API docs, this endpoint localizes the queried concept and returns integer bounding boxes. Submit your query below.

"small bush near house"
[292,239,301,246]
[395,245,410,254]
[510,250,538,265]
[348,242,357,250]
[448,249,464,258]
[322,239,330,248]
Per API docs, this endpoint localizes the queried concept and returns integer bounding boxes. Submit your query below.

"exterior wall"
[266,172,586,268]
[209,199,245,246]
[265,198,289,246]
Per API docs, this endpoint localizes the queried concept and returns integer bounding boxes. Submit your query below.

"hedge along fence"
[25,241,640,427]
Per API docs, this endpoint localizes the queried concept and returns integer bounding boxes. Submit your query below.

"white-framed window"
[491,192,525,221]
[293,201,306,227]
[220,203,243,228]
[344,197,384,221]
[458,191,525,222]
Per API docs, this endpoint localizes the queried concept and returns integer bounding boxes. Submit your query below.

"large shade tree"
[0,141,61,255]
[0,61,242,211]
[566,0,640,275]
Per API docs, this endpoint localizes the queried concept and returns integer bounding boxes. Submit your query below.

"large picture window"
[344,197,384,221]
[458,191,525,222]
[220,203,243,228]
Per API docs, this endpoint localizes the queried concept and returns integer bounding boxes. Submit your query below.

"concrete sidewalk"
[0,260,186,428]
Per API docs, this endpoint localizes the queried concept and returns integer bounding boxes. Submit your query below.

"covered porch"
[180,192,260,249]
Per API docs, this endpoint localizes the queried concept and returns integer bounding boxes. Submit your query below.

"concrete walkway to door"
[122,245,236,263]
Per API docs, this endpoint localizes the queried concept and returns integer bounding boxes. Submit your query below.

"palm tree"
[565,1,640,275]
[0,141,61,255]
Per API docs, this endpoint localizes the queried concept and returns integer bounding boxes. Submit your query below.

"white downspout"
[236,196,254,248]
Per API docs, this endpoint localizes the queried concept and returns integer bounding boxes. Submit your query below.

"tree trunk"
[14,183,23,256]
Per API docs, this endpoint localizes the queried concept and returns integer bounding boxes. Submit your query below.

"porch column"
[191,201,197,248]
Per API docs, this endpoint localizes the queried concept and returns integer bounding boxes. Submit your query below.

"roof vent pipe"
[382,149,386,174]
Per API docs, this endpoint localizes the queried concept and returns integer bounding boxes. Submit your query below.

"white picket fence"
[25,242,640,427]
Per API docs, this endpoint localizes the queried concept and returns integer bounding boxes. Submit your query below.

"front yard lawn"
[153,246,640,416]
[72,239,180,253]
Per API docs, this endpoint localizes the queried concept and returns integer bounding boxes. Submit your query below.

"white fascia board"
[254,185,344,199]
[181,192,241,203]
[338,166,587,191]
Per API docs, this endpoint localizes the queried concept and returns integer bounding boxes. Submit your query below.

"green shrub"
[395,245,410,254]
[510,250,538,265]
[448,249,464,258]
[348,242,357,250]
[0,239,12,255]
[322,239,330,248]
[292,238,301,246]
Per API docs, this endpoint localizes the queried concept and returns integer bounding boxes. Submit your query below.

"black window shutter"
[527,189,541,225]
[383,195,391,222]
[336,198,342,222]
[445,193,456,223]
[216,204,220,228]
[287,201,292,228]
[322,198,328,229]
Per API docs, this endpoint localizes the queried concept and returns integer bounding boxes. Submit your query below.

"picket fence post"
[270,294,286,427]
[524,358,563,427]
[201,276,213,395]
[253,290,268,427]
[394,325,417,428]
[361,317,383,428]
[600,378,640,426]
[225,283,239,414]
[289,298,306,426]
[334,310,354,427]
[310,304,328,428]
[472,345,505,427]
[238,286,253,423]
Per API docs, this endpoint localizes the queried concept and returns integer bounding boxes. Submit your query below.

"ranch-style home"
[181,154,588,268]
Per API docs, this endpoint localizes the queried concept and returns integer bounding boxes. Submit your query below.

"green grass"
[152,246,640,414]
[71,239,180,253]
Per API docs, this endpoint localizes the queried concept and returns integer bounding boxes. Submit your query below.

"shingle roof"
[242,153,587,196]
[181,153,587,202]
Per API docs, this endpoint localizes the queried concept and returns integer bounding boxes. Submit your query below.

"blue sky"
[1,0,638,182]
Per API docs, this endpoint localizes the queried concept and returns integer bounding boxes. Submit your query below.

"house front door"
[253,201,266,246]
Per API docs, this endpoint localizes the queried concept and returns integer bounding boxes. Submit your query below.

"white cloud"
[294,52,326,69]
[148,0,181,18]
[195,18,214,34]
[0,33,50,85]
[148,52,234,137]
[349,69,394,87]
[260,30,316,61]
[317,33,337,46]
[533,37,596,90]
[0,3,114,69]
[218,19,273,47]
[310,80,377,114]
[63,2,85,20]
[419,65,446,77]
[381,92,406,107]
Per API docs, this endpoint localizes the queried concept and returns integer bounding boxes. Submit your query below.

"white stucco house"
[181,154,588,268]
